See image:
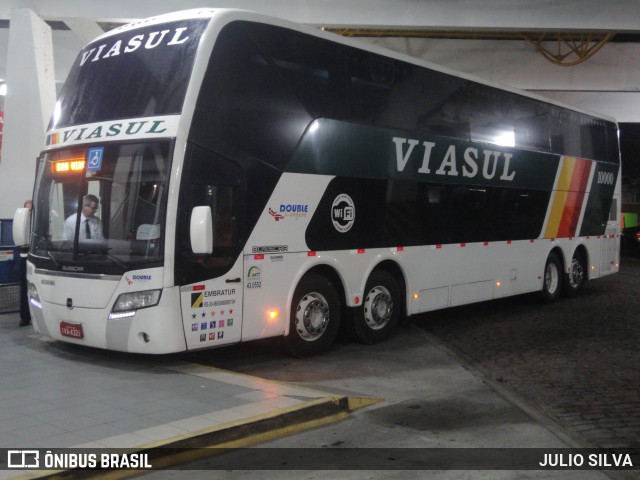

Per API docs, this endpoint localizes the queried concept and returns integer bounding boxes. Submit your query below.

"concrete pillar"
[0,9,56,218]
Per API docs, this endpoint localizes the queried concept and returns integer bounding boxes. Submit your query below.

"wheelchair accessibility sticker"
[87,147,104,171]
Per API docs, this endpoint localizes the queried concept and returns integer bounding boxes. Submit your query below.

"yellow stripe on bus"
[544,157,575,238]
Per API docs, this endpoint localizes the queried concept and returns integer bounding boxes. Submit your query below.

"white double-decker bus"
[14,9,620,356]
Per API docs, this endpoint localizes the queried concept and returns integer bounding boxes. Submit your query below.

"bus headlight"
[111,289,161,313]
[27,282,42,309]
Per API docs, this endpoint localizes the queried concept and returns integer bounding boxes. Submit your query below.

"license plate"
[60,321,84,339]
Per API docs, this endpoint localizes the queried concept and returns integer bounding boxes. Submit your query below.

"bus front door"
[180,256,244,350]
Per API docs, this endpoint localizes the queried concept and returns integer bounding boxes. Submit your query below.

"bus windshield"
[31,141,171,271]
[49,18,209,129]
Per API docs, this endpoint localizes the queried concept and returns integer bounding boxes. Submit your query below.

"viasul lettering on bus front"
[45,115,180,148]
[78,27,190,66]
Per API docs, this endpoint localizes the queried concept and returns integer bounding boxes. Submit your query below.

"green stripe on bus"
[286,119,561,191]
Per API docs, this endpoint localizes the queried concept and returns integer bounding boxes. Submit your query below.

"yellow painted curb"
[17,396,352,480]
[347,396,383,411]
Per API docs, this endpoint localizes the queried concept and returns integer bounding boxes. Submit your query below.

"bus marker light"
[268,310,279,320]
[412,293,419,300]
[354,297,360,305]
[496,281,502,287]
[254,254,264,260]
[307,251,316,257]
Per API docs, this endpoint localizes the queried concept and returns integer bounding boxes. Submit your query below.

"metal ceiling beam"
[325,28,617,66]
[521,32,613,67]
[62,18,104,44]
[1,0,640,32]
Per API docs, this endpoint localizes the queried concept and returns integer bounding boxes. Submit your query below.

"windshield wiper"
[77,247,132,270]
[47,250,60,268]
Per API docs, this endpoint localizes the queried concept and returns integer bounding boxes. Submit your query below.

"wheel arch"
[548,245,566,271]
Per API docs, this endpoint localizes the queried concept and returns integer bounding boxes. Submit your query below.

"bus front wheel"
[348,270,401,344]
[286,274,341,357]
[540,252,563,303]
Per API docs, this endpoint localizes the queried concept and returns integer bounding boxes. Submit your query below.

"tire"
[348,270,401,344]
[564,250,588,297]
[540,252,563,304]
[286,274,341,357]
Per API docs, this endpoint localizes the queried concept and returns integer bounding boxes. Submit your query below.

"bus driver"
[64,194,104,241]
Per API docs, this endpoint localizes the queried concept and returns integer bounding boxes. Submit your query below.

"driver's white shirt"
[64,212,103,240]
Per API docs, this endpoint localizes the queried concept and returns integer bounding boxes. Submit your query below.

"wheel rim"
[568,257,584,289]
[364,286,393,330]
[545,261,560,295]
[295,292,330,341]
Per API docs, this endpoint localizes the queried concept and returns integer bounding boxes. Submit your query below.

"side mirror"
[12,207,31,246]
[190,206,213,254]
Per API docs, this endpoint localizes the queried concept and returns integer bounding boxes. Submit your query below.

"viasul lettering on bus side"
[392,137,516,182]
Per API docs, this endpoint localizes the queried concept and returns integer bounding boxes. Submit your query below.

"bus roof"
[91,8,616,124]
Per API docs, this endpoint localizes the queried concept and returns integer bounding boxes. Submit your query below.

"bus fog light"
[29,298,43,309]
[112,289,161,312]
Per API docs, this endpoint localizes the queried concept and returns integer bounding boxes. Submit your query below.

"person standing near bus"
[19,200,32,327]
[64,194,104,241]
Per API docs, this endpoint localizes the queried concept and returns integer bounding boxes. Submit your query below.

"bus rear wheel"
[564,250,588,297]
[286,274,341,357]
[348,270,401,344]
[540,252,563,303]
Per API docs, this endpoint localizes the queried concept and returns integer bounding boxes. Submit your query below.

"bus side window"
[176,145,244,283]
[348,51,396,127]
[210,187,235,248]
[189,184,238,253]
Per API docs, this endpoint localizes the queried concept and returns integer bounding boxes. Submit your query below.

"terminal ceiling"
[1,0,639,121]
